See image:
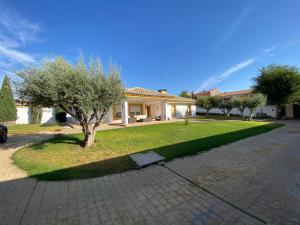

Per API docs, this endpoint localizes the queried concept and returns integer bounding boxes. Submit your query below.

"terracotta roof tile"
[124,87,195,103]
[219,89,252,97]
[124,87,171,98]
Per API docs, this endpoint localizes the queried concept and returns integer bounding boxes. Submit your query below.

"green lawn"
[8,124,63,135]
[190,114,243,120]
[12,121,283,180]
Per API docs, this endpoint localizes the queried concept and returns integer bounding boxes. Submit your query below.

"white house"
[105,87,196,124]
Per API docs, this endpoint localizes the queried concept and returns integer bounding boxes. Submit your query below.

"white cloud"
[0,44,35,63]
[197,43,282,91]
[0,5,40,46]
[218,1,256,47]
[198,57,256,91]
[0,4,40,75]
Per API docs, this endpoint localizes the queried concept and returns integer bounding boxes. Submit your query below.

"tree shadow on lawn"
[28,123,283,181]
[30,135,82,151]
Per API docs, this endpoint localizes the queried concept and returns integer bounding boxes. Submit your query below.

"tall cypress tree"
[0,75,17,122]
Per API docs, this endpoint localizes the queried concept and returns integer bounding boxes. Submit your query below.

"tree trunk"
[240,110,244,120]
[82,124,96,148]
[206,109,209,116]
[226,111,230,117]
[249,110,254,120]
[275,104,281,120]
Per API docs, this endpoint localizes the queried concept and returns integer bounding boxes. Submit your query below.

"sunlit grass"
[12,121,283,180]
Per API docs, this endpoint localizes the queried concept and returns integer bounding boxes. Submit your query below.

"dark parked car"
[0,124,8,143]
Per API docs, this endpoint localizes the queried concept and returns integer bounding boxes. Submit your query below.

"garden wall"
[16,107,56,124]
[196,105,276,118]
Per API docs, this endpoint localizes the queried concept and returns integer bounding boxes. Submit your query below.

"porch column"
[160,101,167,121]
[106,108,113,123]
[121,100,128,124]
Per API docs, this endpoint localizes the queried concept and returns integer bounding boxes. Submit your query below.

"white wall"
[196,105,276,118]
[16,107,57,124]
[41,108,56,124]
[191,105,197,117]
[16,107,31,124]
[176,105,189,118]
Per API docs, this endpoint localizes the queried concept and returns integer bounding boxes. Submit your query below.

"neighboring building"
[105,87,196,124]
[219,89,252,102]
[195,88,220,97]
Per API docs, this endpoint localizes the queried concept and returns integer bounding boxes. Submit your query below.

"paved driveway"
[0,121,299,225]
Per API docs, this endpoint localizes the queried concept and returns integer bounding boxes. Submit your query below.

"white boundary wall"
[175,104,197,118]
[16,107,57,124]
[16,107,31,124]
[196,105,276,118]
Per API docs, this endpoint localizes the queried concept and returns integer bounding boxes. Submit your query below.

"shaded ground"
[0,121,299,224]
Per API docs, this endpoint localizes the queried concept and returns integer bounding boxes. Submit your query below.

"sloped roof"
[124,87,172,98]
[168,95,196,104]
[219,89,252,98]
[124,87,195,104]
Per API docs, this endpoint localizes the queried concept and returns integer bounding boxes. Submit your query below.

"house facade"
[105,87,196,124]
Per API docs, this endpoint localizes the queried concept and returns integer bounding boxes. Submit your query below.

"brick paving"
[0,121,299,224]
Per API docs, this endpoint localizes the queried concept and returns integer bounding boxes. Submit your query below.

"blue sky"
[0,0,300,94]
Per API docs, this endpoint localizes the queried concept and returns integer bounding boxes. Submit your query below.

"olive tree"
[219,100,233,117]
[196,96,212,115]
[245,93,267,120]
[196,95,221,116]
[231,96,247,119]
[16,56,124,148]
[253,65,300,119]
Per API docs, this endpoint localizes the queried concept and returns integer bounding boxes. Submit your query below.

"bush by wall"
[30,106,42,124]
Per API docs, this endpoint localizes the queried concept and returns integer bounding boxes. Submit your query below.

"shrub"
[0,76,17,122]
[56,112,67,123]
[30,106,42,124]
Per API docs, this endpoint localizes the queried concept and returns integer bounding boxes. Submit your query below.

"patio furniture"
[138,117,152,122]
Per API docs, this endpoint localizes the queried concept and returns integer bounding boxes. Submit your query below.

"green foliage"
[30,106,42,124]
[253,64,300,118]
[16,56,124,147]
[219,101,234,117]
[231,96,248,117]
[184,109,189,125]
[196,95,221,115]
[0,75,17,122]
[196,96,212,115]
[245,93,267,120]
[209,95,222,108]
[179,90,191,98]
[55,106,67,123]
